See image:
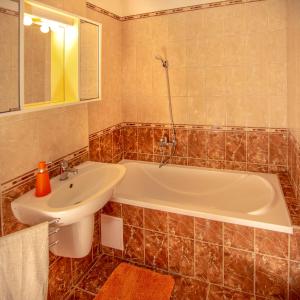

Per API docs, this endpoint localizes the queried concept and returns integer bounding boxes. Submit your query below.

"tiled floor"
[67,254,256,300]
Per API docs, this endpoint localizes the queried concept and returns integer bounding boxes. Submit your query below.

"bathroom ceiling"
[90,0,215,17]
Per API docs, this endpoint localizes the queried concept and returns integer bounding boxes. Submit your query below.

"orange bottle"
[35,161,51,197]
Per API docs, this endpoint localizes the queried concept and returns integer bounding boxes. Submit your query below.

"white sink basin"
[11,161,126,258]
[12,161,126,226]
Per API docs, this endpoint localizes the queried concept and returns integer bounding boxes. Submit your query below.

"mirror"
[23,2,79,107]
[0,0,101,113]
[80,20,100,101]
[0,0,20,113]
[24,23,54,104]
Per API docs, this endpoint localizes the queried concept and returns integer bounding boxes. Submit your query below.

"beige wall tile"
[122,0,287,128]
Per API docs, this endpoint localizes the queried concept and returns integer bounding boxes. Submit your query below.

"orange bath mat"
[94,263,175,300]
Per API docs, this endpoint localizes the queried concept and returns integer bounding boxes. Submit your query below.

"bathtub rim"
[112,160,293,234]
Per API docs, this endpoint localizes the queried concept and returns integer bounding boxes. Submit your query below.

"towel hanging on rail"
[0,222,49,300]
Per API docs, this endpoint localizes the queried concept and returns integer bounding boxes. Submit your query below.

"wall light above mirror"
[0,0,102,114]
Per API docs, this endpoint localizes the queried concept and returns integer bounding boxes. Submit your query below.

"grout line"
[75,287,97,296]
[222,223,225,287]
[254,228,256,295]
[287,234,291,300]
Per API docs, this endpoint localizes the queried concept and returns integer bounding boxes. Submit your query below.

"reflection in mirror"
[80,20,99,101]
[0,0,19,113]
[24,23,52,104]
[23,1,79,108]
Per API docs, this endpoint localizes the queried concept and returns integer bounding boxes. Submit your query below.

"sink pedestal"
[50,215,94,258]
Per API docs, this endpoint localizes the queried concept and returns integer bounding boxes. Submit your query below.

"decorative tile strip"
[1,147,89,193]
[89,123,123,141]
[86,2,121,21]
[86,0,264,22]
[0,7,19,17]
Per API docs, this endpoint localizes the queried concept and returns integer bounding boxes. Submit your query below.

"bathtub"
[112,160,293,233]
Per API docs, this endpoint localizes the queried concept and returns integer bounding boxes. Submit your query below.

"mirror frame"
[0,0,102,116]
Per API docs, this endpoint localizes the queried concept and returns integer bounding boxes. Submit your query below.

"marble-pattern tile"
[123,225,144,263]
[168,212,194,238]
[145,230,168,270]
[89,138,100,161]
[101,201,122,217]
[72,250,93,285]
[122,204,143,227]
[173,129,188,157]
[169,235,194,276]
[112,128,123,157]
[92,211,101,257]
[188,130,207,159]
[66,288,96,300]
[224,223,254,251]
[208,284,255,300]
[188,158,207,167]
[124,152,138,160]
[144,208,168,233]
[208,131,225,160]
[255,229,288,258]
[77,255,122,294]
[289,261,300,300]
[246,163,268,173]
[247,132,268,164]
[137,153,153,162]
[170,156,188,165]
[101,246,123,258]
[49,252,58,266]
[171,276,208,300]
[123,127,137,153]
[225,161,247,171]
[269,133,288,166]
[137,127,153,154]
[225,131,246,162]
[224,247,254,294]
[207,160,225,169]
[48,257,72,299]
[290,228,300,262]
[99,133,113,163]
[194,241,223,284]
[282,185,296,198]
[255,254,288,299]
[194,218,222,245]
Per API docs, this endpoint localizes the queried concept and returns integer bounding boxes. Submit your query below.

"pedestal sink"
[11,161,126,258]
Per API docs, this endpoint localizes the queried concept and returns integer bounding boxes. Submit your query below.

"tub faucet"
[60,160,78,181]
[159,136,176,148]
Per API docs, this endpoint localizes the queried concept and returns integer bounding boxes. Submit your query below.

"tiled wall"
[86,4,123,134]
[121,123,288,174]
[0,7,19,112]
[288,132,300,201]
[287,0,300,145]
[121,0,287,129]
[101,199,300,299]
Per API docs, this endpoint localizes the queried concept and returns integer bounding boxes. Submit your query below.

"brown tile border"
[0,7,19,17]
[1,147,89,193]
[86,0,265,22]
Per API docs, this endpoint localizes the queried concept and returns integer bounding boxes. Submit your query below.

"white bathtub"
[112,160,293,233]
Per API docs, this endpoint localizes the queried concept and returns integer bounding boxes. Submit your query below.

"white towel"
[0,222,49,300]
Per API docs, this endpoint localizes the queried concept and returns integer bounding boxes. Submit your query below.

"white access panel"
[101,214,124,250]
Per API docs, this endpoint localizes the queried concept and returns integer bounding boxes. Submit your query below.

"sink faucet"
[60,160,78,181]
